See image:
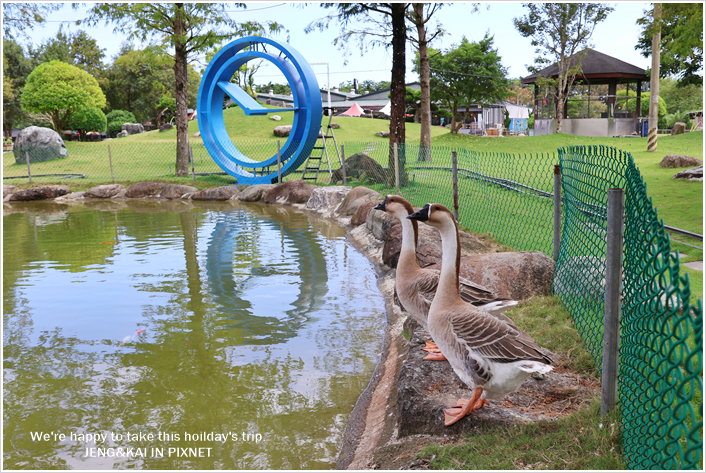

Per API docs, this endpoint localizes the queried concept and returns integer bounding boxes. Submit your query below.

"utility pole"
[647,3,661,152]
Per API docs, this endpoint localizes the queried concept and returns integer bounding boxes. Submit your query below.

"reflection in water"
[3,202,384,470]
[207,209,331,345]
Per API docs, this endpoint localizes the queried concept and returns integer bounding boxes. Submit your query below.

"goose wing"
[421,268,515,308]
[458,275,499,304]
[449,308,552,365]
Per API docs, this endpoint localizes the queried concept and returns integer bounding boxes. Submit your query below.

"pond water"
[3,200,385,469]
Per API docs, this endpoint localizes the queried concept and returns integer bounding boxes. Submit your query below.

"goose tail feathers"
[516,361,554,374]
[476,299,519,312]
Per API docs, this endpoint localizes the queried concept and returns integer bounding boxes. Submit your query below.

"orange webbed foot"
[423,352,447,361]
[443,388,485,426]
[422,340,440,353]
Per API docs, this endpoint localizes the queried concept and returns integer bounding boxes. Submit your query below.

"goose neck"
[437,218,461,300]
[397,215,420,270]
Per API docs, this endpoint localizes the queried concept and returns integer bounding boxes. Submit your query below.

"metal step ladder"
[301,108,342,182]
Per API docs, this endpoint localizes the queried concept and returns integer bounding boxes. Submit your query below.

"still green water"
[3,200,385,469]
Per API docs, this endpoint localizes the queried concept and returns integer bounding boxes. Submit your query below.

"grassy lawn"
[432,131,703,235]
[128,105,449,144]
[420,397,624,470]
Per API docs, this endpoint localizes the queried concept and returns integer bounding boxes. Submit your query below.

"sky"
[8,1,654,89]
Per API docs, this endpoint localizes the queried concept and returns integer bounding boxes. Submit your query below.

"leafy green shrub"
[664,110,692,129]
[70,106,107,133]
[106,109,137,135]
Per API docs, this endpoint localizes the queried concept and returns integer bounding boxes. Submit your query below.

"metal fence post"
[340,144,347,186]
[553,165,561,261]
[451,151,459,221]
[601,187,624,416]
[25,151,32,183]
[190,147,195,182]
[108,145,115,183]
[277,140,281,184]
[394,142,400,189]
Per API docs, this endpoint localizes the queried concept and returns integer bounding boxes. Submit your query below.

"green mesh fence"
[554,145,702,470]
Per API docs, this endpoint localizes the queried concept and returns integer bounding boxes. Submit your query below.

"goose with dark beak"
[373,195,517,361]
[408,203,553,426]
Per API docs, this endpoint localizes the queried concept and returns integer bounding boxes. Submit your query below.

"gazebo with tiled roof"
[521,49,648,136]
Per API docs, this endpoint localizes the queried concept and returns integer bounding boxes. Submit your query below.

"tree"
[106,109,137,136]
[507,80,534,107]
[336,79,391,94]
[514,3,613,133]
[2,39,34,136]
[307,3,410,186]
[406,3,450,161]
[29,28,107,79]
[2,3,62,40]
[426,35,509,134]
[636,3,703,86]
[21,61,106,133]
[104,45,177,122]
[69,106,107,139]
[82,3,284,177]
[405,87,422,122]
[659,77,703,114]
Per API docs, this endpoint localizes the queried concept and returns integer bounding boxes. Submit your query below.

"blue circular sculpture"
[197,36,322,184]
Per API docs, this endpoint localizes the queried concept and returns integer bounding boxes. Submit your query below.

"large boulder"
[427,252,556,301]
[351,201,378,226]
[237,184,277,202]
[270,115,282,121]
[13,126,68,164]
[125,181,166,198]
[306,186,351,211]
[331,152,389,184]
[121,123,144,135]
[4,184,19,198]
[84,184,124,199]
[264,180,316,204]
[671,122,687,135]
[161,184,198,199]
[553,256,618,299]
[159,123,173,132]
[336,186,380,216]
[659,154,702,168]
[365,207,399,241]
[190,186,239,201]
[673,165,703,181]
[273,125,292,137]
[8,185,70,201]
[116,130,129,138]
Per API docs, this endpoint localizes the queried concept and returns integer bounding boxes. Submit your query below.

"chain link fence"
[3,139,702,469]
[554,145,702,470]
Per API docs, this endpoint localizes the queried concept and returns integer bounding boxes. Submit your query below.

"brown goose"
[408,203,553,426]
[373,195,517,360]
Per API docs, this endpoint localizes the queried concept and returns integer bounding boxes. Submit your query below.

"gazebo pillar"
[636,81,642,117]
[608,80,617,118]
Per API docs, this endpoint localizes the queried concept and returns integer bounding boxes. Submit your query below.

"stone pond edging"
[3,180,563,469]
